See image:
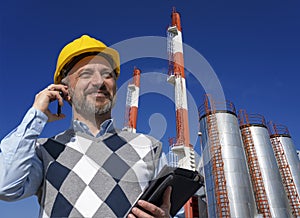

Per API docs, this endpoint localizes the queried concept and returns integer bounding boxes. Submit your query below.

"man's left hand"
[128,186,172,218]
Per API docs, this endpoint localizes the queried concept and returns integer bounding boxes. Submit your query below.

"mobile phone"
[57,91,64,115]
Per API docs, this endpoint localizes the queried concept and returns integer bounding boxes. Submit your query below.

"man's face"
[67,55,117,116]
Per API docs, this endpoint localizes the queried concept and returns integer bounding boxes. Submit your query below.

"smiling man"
[0,34,172,218]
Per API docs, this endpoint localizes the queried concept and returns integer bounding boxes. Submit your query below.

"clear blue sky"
[1,1,299,217]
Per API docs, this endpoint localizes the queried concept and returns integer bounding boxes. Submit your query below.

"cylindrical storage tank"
[268,122,300,217]
[239,111,291,217]
[199,97,256,218]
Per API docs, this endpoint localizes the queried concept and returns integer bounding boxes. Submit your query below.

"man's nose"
[90,72,104,87]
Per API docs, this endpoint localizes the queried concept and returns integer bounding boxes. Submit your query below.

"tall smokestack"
[167,7,196,217]
[124,67,141,133]
[167,7,195,170]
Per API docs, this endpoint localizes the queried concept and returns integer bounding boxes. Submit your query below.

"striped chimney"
[124,67,141,133]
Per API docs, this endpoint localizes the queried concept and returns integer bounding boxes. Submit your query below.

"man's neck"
[73,110,112,136]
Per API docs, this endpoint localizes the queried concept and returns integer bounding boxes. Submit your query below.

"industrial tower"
[268,122,300,217]
[239,110,292,217]
[167,8,197,217]
[123,67,141,133]
[167,7,196,171]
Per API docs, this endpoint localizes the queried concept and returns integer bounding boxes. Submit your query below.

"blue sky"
[1,0,300,217]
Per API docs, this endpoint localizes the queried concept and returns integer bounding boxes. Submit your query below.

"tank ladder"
[269,123,300,217]
[204,95,230,217]
[238,110,271,217]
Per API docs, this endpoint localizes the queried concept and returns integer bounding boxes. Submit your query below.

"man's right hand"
[127,186,172,218]
[33,84,69,122]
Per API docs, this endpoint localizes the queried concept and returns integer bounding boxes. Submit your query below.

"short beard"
[69,87,116,116]
[90,95,116,116]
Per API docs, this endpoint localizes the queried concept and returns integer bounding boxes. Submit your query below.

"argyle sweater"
[35,128,162,218]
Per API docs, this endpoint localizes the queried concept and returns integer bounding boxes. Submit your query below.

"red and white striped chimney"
[124,67,141,133]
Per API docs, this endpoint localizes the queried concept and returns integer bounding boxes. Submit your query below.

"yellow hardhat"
[54,34,120,84]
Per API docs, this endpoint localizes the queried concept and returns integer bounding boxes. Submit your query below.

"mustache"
[85,85,112,100]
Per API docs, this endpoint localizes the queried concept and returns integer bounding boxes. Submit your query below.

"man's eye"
[101,71,113,79]
[79,71,92,78]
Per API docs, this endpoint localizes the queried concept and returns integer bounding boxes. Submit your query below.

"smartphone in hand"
[57,91,64,115]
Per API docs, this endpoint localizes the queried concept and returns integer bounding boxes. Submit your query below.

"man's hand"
[33,84,69,122]
[128,186,172,218]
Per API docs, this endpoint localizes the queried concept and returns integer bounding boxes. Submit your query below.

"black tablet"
[129,165,204,217]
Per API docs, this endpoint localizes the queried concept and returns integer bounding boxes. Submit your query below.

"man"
[0,34,171,217]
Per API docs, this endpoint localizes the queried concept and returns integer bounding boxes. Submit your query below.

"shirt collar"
[72,118,114,137]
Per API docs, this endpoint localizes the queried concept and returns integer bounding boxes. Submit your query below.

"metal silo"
[268,122,300,217]
[199,95,256,218]
[238,110,291,217]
